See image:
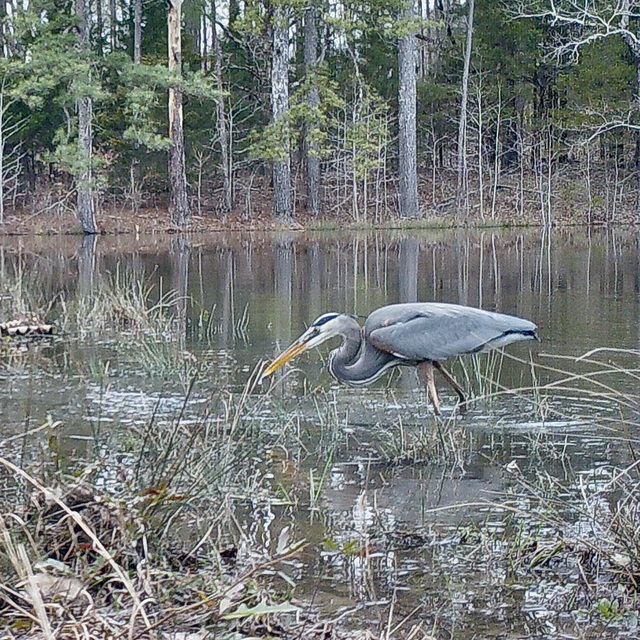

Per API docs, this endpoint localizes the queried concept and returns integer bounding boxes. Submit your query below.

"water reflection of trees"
[0,230,638,359]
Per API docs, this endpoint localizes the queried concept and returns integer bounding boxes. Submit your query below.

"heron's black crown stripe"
[314,313,341,326]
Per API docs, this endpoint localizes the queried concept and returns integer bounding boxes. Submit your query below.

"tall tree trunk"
[398,0,418,218]
[109,0,117,50]
[75,0,98,234]
[168,0,190,227]
[212,0,232,212]
[0,87,5,225]
[201,10,208,71]
[303,4,321,215]
[636,57,640,218]
[133,0,142,64]
[96,0,103,56]
[271,7,292,222]
[455,0,474,217]
[229,0,240,25]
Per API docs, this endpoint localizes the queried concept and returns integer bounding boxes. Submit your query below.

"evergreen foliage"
[0,0,638,225]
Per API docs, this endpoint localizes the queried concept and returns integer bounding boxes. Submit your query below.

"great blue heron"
[260,302,538,415]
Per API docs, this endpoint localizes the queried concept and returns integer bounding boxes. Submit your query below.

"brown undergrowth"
[0,385,338,640]
[2,165,638,237]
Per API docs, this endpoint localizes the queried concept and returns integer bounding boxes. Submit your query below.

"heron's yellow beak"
[260,338,311,381]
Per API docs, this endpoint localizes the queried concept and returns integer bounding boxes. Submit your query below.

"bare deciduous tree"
[271,6,292,222]
[0,87,26,223]
[133,0,142,64]
[518,0,640,215]
[168,0,190,227]
[75,0,98,234]
[303,4,321,216]
[456,0,474,218]
[212,0,233,213]
[398,0,418,218]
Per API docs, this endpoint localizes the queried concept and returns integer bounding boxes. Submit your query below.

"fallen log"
[0,320,55,337]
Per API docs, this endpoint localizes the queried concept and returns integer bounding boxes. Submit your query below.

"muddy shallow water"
[2,227,640,638]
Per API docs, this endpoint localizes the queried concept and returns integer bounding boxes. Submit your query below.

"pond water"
[2,227,639,638]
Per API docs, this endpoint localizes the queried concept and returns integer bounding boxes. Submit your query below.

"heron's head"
[260,312,355,381]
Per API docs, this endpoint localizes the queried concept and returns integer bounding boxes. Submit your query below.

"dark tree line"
[0,0,639,231]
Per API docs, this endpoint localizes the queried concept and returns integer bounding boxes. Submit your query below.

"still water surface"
[2,227,639,637]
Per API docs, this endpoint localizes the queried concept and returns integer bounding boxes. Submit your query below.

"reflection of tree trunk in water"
[307,242,323,320]
[350,238,359,311]
[221,247,235,349]
[171,236,191,351]
[398,238,419,392]
[456,238,470,306]
[274,237,293,342]
[478,234,484,308]
[77,234,98,296]
[491,234,501,309]
[272,237,293,390]
[398,239,419,303]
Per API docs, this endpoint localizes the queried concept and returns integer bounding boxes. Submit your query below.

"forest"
[0,0,639,232]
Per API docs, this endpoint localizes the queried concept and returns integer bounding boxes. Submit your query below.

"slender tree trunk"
[271,7,292,222]
[303,5,321,215]
[491,85,501,218]
[133,0,142,64]
[0,1,6,57]
[77,95,97,232]
[229,0,240,24]
[75,0,98,234]
[636,57,640,218]
[109,0,117,50]
[131,0,142,225]
[96,0,103,55]
[0,88,5,225]
[476,80,484,219]
[212,0,232,212]
[398,0,418,218]
[168,0,190,227]
[201,11,208,71]
[456,0,474,217]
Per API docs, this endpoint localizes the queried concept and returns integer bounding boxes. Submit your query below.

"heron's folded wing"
[367,308,534,362]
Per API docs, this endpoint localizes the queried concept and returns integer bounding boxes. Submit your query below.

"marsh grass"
[6,259,640,639]
[0,262,336,639]
[57,267,201,388]
[0,369,323,639]
[0,263,55,328]
[460,348,640,632]
[378,413,471,469]
[60,267,179,339]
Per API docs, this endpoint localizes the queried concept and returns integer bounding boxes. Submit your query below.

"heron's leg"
[418,362,441,416]
[433,361,468,414]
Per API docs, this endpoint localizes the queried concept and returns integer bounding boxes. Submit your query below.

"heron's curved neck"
[328,319,396,385]
[328,320,362,382]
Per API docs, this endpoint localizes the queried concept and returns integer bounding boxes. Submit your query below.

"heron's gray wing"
[366,303,537,362]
